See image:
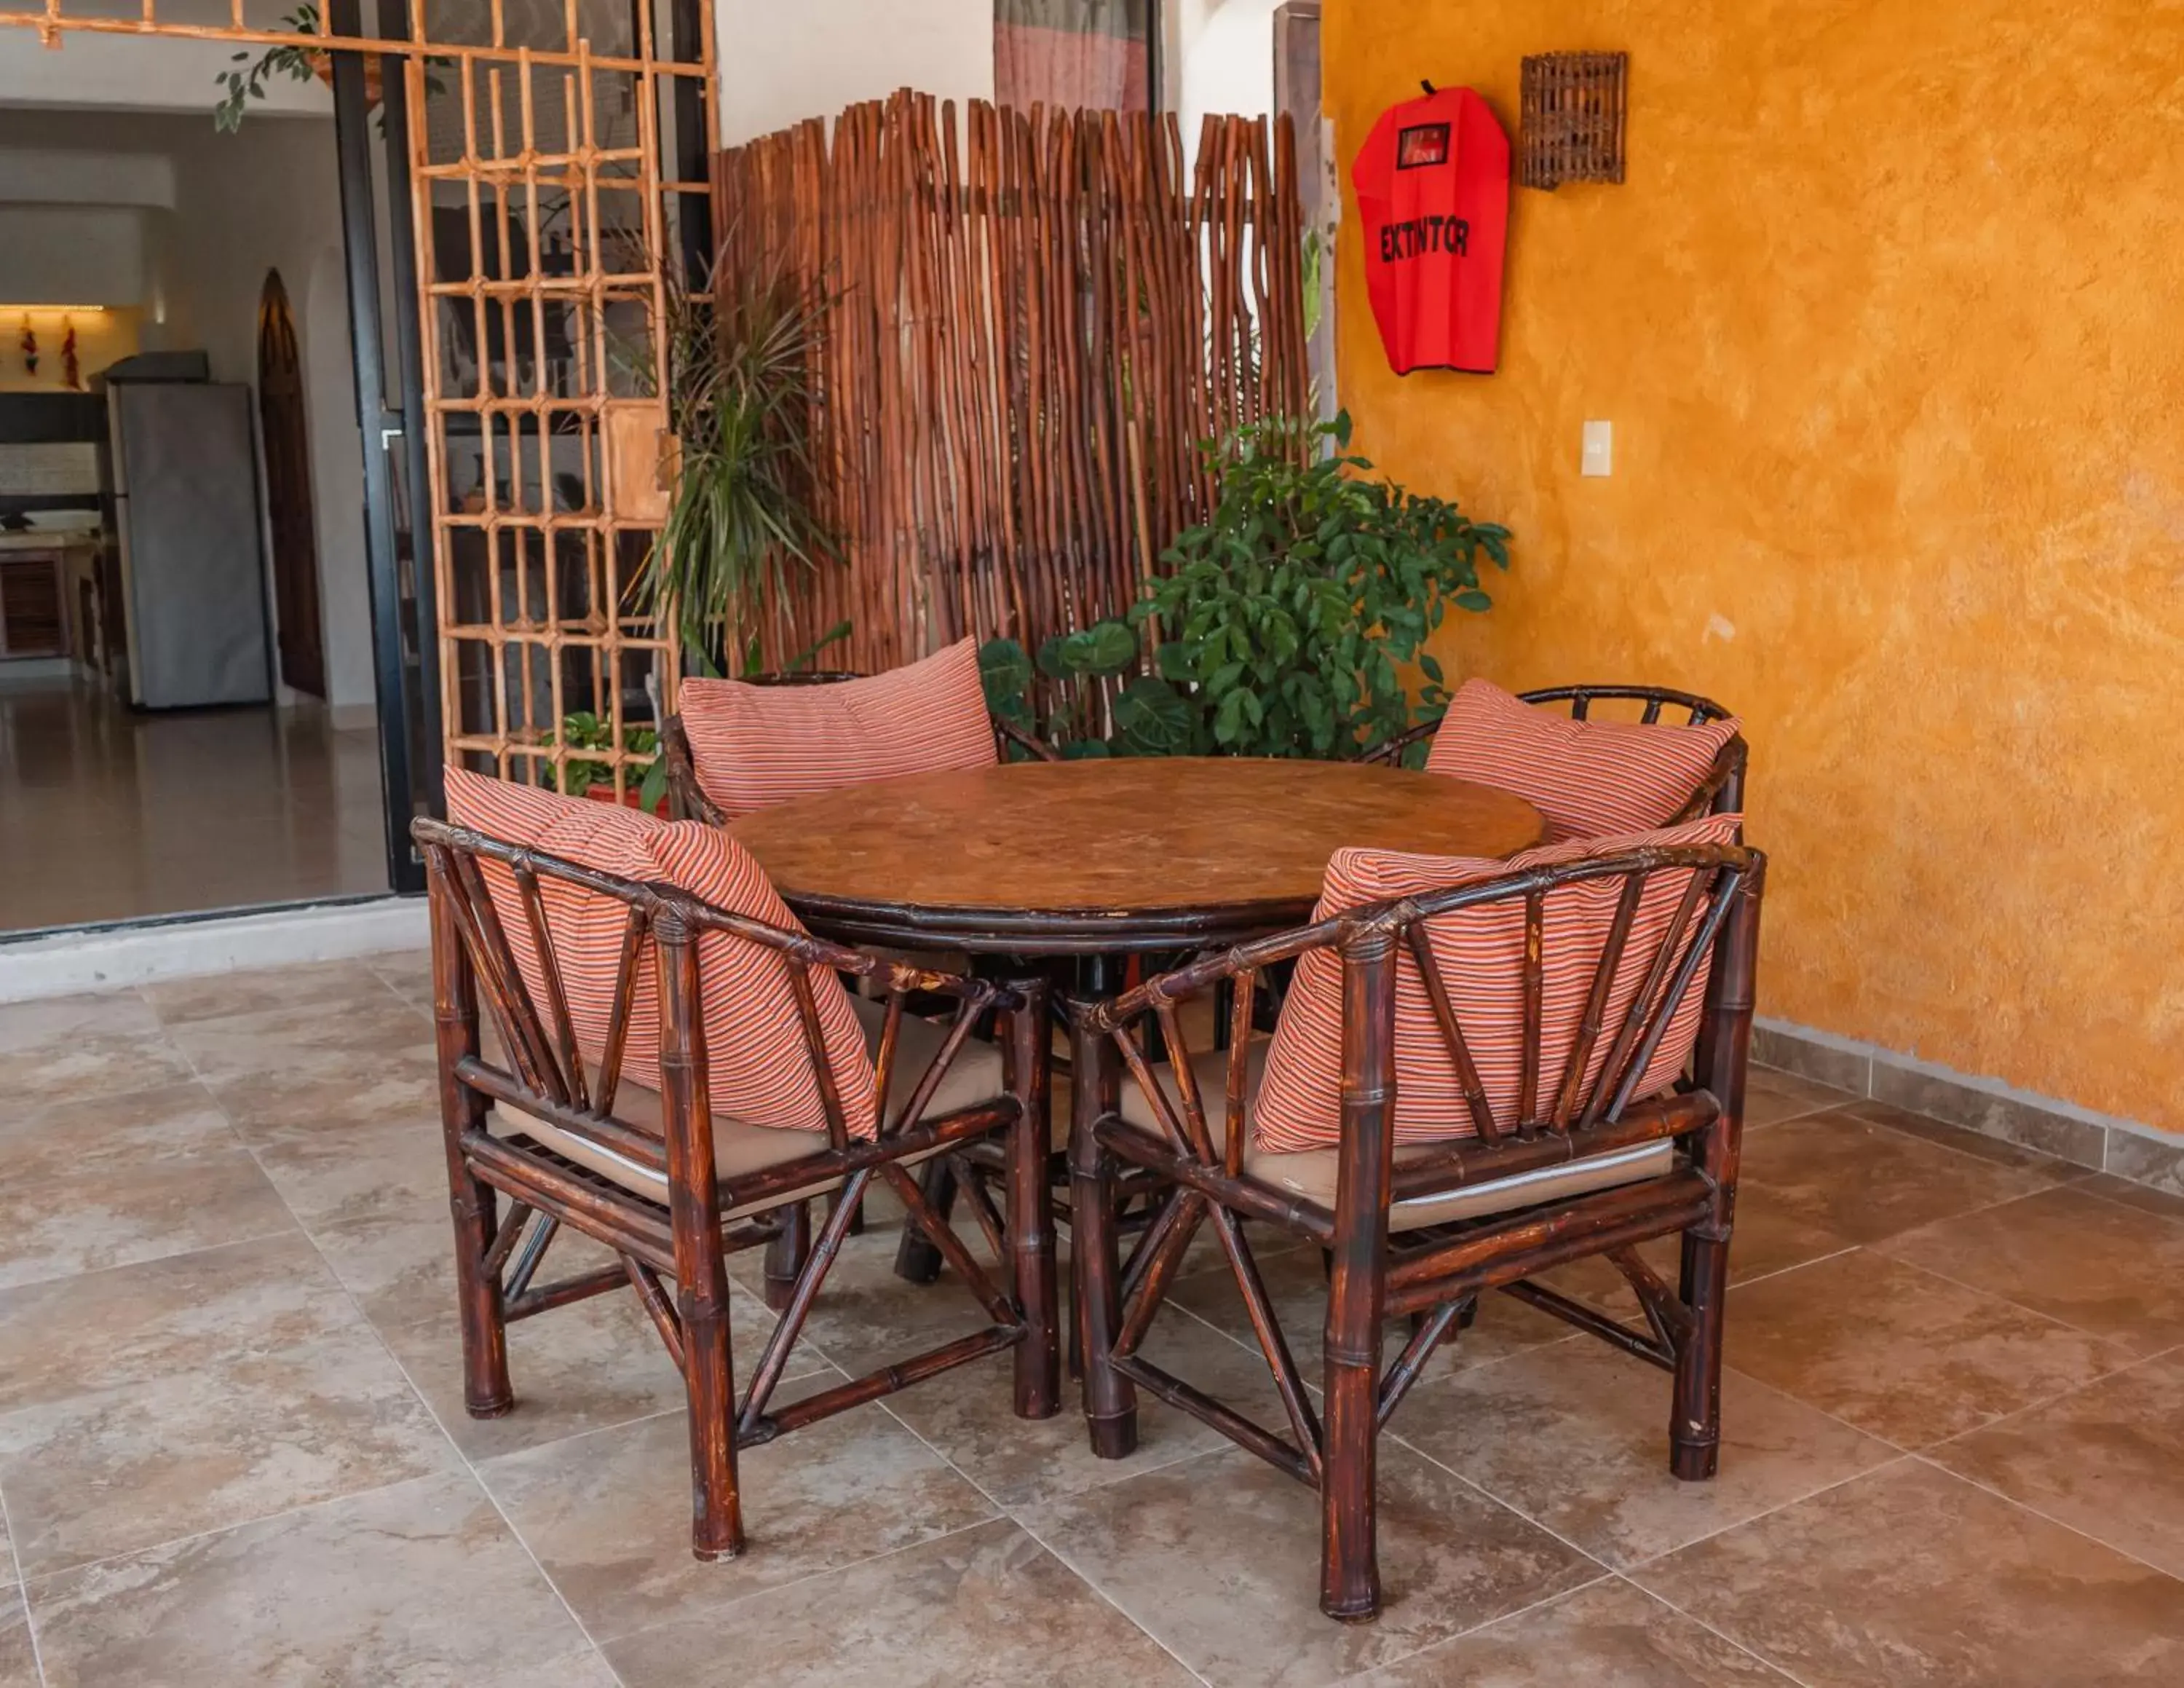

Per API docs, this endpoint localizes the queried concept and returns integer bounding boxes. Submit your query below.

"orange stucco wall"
[1326,1,2184,1131]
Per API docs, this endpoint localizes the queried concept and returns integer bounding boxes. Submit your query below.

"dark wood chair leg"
[1069,1008,1137,1458]
[1321,929,1398,1624]
[762,1201,812,1314]
[892,1157,959,1284]
[1671,1224,1729,1481]
[658,911,745,1563]
[1008,985,1059,1419]
[428,861,513,1419]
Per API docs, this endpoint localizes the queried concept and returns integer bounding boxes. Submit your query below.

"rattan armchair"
[414,816,1058,1563]
[661,671,1061,827]
[1361,684,1748,821]
[1067,837,1765,1621]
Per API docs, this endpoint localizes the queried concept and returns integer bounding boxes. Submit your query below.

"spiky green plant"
[639,260,839,674]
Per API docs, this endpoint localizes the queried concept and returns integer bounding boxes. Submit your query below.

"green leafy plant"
[213,5,447,135]
[557,712,669,812]
[1132,411,1508,760]
[638,260,839,678]
[978,620,1186,759]
[984,411,1508,762]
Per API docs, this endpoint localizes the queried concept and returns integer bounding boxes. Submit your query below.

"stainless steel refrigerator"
[104,376,272,710]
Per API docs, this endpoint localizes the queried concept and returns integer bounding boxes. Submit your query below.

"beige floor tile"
[1928,1352,2184,1579]
[0,1326,457,1577]
[1733,1109,2062,1247]
[479,1400,1000,1641]
[0,1130,296,1292]
[2078,1174,2184,1223]
[140,961,411,1028]
[164,995,433,1086]
[0,1004,194,1111]
[0,991,159,1054]
[0,1232,360,1416]
[876,1311,1299,1510]
[363,947,436,1003]
[25,1473,609,1688]
[0,1078,232,1184]
[1353,1575,1796,1685]
[1391,1342,1896,1568]
[205,1044,442,1137]
[1019,1443,1599,1688]
[0,1507,34,1688]
[1168,1234,1573,1384]
[243,1109,451,1231]
[605,1518,1198,1687]
[1840,1098,2092,1182]
[737,1213,1037,1379]
[379,1277,813,1463]
[1633,1459,2184,1686]
[310,1198,477,1330]
[1741,1065,1861,1129]
[1724,1249,2134,1447]
[1878,1183,2184,1357]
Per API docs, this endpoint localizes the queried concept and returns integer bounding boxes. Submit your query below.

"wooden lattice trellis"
[713,92,1310,674]
[1,0,716,802]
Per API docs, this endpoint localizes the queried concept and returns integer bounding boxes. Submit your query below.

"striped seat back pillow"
[444,768,880,1138]
[1253,811,1743,1153]
[1424,678,1740,842]
[678,639,998,820]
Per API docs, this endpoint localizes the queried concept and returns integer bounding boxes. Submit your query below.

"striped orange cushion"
[1253,812,1742,1153]
[1424,678,1740,842]
[443,768,879,1138]
[678,639,997,819]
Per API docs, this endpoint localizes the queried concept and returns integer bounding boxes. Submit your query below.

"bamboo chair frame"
[659,670,1061,829]
[414,815,1058,1563]
[1361,684,1748,823]
[1068,840,1765,1621]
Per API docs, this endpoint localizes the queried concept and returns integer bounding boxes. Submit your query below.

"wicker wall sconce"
[1519,52,1629,189]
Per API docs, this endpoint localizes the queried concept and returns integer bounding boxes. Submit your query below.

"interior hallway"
[0,677,386,934]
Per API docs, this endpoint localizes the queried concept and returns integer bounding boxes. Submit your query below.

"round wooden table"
[730,756,1546,955]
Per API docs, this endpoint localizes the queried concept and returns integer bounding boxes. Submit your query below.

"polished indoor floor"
[2,955,2183,1685]
[0,678,387,934]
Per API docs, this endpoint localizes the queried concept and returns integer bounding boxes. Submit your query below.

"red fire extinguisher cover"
[1351,86,1511,375]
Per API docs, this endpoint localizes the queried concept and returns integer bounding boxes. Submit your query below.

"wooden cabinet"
[0,550,67,659]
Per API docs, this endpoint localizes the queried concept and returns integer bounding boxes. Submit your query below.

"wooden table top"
[730,757,1546,954]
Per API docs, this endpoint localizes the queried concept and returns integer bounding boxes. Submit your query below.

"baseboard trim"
[0,896,427,1002]
[1754,1017,2184,1200]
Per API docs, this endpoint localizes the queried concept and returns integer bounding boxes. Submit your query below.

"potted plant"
[556,712,670,814]
[980,411,1509,762]
[636,259,843,679]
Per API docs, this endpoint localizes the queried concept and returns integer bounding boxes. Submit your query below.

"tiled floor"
[0,679,387,934]
[4,960,2184,1684]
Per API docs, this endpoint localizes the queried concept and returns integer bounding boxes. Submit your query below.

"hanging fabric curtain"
[994,0,1154,112]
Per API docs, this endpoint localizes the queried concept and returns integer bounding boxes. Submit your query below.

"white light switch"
[1581,419,1613,478]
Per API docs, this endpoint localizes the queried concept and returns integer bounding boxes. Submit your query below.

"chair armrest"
[660,715,727,827]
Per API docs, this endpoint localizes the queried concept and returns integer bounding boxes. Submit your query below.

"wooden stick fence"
[711,90,1310,674]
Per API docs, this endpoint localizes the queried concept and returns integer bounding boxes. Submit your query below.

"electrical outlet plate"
[1581,419,1613,477]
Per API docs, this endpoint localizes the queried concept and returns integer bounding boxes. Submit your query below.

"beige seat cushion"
[1119,1041,1675,1232]
[488,996,1005,1214]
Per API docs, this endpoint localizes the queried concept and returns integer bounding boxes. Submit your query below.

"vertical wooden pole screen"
[712,94,1310,675]
[4,0,716,803]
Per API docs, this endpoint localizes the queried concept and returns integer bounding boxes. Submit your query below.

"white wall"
[0,203,146,304]
[0,108,375,714]
[715,0,994,144]
[0,31,330,119]
[1171,0,1280,162]
[160,116,375,714]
